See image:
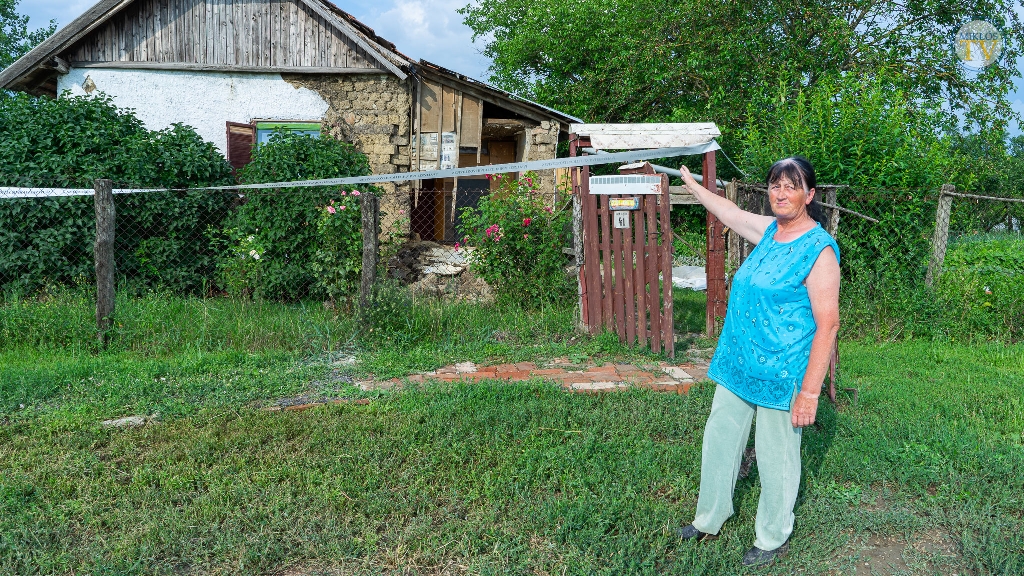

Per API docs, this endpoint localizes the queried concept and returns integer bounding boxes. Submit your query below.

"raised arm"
[679,165,775,244]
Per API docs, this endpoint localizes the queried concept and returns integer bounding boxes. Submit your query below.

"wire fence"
[2,176,1022,339]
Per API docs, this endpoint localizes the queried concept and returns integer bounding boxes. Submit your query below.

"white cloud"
[357,0,492,80]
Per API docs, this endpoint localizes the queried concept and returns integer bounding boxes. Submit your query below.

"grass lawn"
[1,293,1022,575]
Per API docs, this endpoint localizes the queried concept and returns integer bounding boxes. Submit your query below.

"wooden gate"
[571,153,675,358]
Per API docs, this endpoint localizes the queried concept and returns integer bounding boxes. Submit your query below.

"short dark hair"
[766,156,827,226]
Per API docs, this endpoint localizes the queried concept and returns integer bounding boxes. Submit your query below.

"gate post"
[704,152,727,337]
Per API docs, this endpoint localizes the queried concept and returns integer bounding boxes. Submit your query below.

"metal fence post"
[93,179,115,346]
[926,184,954,287]
[359,192,380,311]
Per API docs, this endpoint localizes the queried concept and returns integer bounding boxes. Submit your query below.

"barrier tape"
[0,141,719,199]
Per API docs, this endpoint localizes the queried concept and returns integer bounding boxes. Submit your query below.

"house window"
[255,121,321,145]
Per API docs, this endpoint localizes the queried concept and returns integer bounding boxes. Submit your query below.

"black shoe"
[741,542,789,567]
[674,524,718,541]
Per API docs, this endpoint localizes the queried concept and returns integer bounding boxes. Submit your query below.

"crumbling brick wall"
[285,73,413,240]
[523,120,562,196]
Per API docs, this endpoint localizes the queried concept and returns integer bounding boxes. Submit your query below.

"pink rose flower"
[351,190,361,196]
[326,206,336,214]
[523,217,531,227]
[339,205,347,210]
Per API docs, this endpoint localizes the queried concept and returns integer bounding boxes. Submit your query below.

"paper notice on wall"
[441,132,457,170]
[414,132,439,164]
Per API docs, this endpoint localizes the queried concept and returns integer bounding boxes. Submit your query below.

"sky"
[16,0,1024,136]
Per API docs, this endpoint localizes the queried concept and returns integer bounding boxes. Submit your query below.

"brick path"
[356,359,704,395]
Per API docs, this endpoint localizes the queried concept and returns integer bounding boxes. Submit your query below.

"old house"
[0,0,581,241]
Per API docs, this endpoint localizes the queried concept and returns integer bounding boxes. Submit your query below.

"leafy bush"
[737,73,987,337]
[0,93,234,295]
[934,234,1024,340]
[229,132,378,301]
[458,172,574,307]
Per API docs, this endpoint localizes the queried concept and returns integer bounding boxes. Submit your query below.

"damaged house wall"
[286,73,414,235]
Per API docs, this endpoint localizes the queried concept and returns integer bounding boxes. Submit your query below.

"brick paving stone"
[500,371,533,381]
[454,362,478,373]
[663,366,694,380]
[588,365,618,374]
[560,375,598,385]
[492,363,518,373]
[435,367,459,374]
[514,362,539,371]
[531,368,567,376]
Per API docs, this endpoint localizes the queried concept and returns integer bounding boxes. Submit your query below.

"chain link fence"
[731,182,1024,339]
[3,175,1022,340]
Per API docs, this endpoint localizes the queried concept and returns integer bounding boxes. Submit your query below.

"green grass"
[1,293,1022,574]
[674,288,706,335]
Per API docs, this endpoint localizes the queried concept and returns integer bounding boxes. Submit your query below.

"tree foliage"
[0,0,54,71]
[461,0,1022,138]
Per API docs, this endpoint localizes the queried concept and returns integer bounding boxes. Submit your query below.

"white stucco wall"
[58,68,330,156]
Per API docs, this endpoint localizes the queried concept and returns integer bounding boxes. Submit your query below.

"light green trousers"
[691,384,802,551]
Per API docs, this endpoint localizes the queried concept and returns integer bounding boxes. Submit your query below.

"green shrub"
[458,172,574,307]
[229,131,379,302]
[934,234,1024,340]
[0,94,234,295]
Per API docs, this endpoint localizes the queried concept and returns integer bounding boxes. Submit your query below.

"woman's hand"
[791,391,819,427]
[679,164,700,190]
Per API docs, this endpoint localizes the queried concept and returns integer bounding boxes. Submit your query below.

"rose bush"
[458,172,574,307]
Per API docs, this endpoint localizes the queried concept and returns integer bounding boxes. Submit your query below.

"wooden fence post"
[359,193,380,311]
[93,179,115,347]
[926,184,955,287]
[704,152,727,337]
[825,186,841,237]
[725,180,739,282]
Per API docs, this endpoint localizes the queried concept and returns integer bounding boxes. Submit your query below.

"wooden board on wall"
[488,141,517,192]
[66,0,389,71]
[441,85,457,133]
[419,81,442,134]
[460,96,482,148]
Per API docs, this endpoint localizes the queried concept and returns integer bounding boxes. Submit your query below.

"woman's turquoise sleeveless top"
[707,221,840,410]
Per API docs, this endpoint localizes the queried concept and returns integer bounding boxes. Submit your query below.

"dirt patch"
[847,528,971,576]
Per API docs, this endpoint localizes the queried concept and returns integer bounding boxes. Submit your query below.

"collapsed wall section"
[285,73,413,238]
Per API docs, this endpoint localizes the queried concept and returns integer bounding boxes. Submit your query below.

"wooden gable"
[65,0,392,73]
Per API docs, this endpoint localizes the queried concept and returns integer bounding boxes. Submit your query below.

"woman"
[674,156,840,567]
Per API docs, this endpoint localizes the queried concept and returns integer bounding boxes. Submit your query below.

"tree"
[460,0,1023,138]
[1,0,55,71]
